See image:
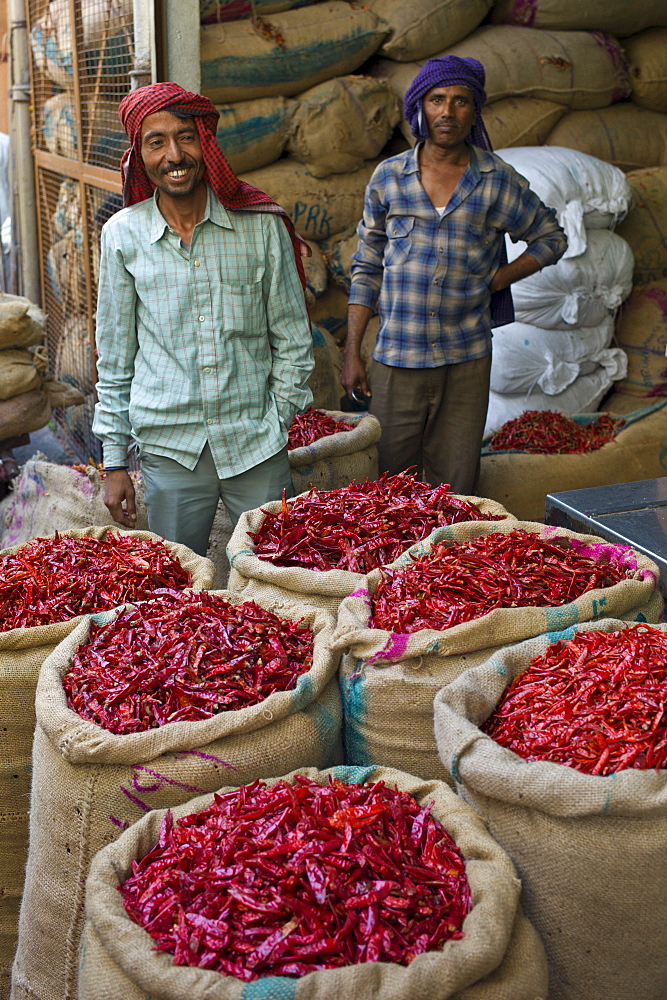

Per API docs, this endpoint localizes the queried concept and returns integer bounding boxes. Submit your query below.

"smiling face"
[140,110,206,200]
[422,85,476,149]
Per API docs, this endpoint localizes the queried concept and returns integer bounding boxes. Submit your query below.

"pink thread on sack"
[591,32,631,103]
[368,632,410,665]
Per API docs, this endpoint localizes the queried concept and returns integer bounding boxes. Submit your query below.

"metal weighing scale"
[545,477,667,599]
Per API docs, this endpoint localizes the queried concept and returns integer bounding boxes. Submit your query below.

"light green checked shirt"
[93,185,314,476]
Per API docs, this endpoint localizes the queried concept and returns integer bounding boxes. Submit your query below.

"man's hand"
[341,349,371,400]
[489,252,542,294]
[103,469,137,528]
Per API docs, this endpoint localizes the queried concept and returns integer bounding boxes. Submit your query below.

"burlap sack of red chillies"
[226,472,515,613]
[331,521,662,784]
[79,765,548,1000]
[11,591,342,1000]
[0,526,213,995]
[287,409,381,495]
[434,618,667,1000]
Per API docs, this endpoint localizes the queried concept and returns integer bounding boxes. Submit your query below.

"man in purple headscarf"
[342,56,567,492]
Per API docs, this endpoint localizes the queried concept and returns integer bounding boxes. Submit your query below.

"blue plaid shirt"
[349,143,567,368]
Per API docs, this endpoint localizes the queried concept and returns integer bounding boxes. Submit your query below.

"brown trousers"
[368,355,492,493]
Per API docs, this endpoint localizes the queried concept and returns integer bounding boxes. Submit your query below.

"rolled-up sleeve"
[92,224,138,468]
[263,214,314,429]
[505,171,568,269]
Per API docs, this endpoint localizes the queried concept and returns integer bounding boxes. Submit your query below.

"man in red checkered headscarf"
[93,83,314,556]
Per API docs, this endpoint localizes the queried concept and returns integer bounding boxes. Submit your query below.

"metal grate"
[27,0,134,461]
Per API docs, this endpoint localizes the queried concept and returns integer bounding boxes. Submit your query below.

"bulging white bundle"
[497,146,631,258]
[507,229,634,329]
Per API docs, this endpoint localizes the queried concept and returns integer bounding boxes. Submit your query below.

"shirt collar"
[403,141,497,178]
[148,184,234,244]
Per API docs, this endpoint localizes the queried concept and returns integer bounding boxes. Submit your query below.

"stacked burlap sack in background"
[478,401,667,521]
[434,618,667,1000]
[0,528,213,999]
[226,493,512,613]
[0,294,79,440]
[332,521,661,783]
[79,764,548,1000]
[11,596,342,1000]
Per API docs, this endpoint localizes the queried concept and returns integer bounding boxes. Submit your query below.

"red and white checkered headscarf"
[118,82,308,287]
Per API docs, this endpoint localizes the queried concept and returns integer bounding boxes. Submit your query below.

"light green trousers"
[140,443,293,556]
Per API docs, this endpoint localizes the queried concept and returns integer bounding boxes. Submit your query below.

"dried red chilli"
[483,624,667,776]
[370,529,629,633]
[0,531,192,632]
[489,409,624,454]
[250,470,504,573]
[119,776,471,979]
[63,592,313,734]
[288,409,353,450]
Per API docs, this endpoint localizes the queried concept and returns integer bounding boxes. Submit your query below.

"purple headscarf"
[404,55,514,327]
[404,56,492,148]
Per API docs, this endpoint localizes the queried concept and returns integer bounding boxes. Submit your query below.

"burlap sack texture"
[477,402,667,522]
[433,618,667,1000]
[0,388,51,439]
[332,520,662,783]
[0,527,213,998]
[288,410,381,494]
[79,764,548,1000]
[490,0,667,34]
[0,350,41,401]
[0,294,45,351]
[11,594,342,1000]
[616,166,667,285]
[614,280,667,397]
[227,494,514,614]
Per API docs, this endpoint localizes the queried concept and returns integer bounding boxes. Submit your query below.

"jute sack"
[483,96,566,150]
[41,92,77,159]
[360,0,492,62]
[371,25,631,114]
[623,28,667,113]
[11,596,342,1000]
[0,388,50,439]
[614,279,667,396]
[308,326,340,410]
[287,76,399,178]
[200,2,387,103]
[79,764,548,1000]
[616,166,667,284]
[0,528,212,998]
[303,239,328,298]
[289,411,381,494]
[433,618,667,1000]
[478,402,667,522]
[0,461,150,549]
[200,0,318,21]
[545,103,667,172]
[42,377,85,410]
[215,96,295,174]
[309,281,349,342]
[239,159,377,243]
[46,230,86,312]
[227,495,513,613]
[0,350,40,401]
[332,521,661,781]
[490,0,667,34]
[0,295,45,351]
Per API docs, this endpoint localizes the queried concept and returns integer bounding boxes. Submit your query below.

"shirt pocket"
[220,279,266,338]
[384,215,415,268]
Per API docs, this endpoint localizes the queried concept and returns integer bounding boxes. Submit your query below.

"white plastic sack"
[497,146,631,259]
[485,365,627,436]
[507,229,634,328]
[490,316,622,395]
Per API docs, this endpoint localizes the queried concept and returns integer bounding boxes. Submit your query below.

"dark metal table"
[545,478,667,598]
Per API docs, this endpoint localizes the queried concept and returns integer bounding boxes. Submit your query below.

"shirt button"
[430,311,435,316]
[206,418,213,425]
[438,248,444,253]
[434,279,439,284]
[431,342,436,348]
[193,260,200,266]
[203,367,211,374]
[198,315,205,322]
